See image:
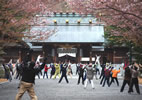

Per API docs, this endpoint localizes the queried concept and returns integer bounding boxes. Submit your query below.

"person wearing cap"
[84,63,95,89]
[77,64,85,85]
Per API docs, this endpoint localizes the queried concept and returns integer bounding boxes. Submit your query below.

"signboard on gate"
[57,48,77,53]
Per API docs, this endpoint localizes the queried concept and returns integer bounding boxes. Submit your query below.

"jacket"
[111,69,120,78]
[44,64,50,72]
[124,67,131,80]
[86,66,95,80]
[21,61,45,84]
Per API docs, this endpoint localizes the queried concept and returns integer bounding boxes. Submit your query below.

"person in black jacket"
[128,64,140,94]
[50,63,55,79]
[15,52,47,100]
[99,64,105,79]
[77,64,85,85]
[58,63,69,83]
[120,66,132,92]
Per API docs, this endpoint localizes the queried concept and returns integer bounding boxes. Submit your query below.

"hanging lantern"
[99,13,102,16]
[66,20,69,24]
[53,20,57,24]
[89,20,92,24]
[77,20,81,24]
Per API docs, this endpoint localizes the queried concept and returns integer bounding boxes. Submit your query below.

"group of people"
[2,59,15,82]
[121,63,141,94]
[76,62,120,89]
[1,53,141,100]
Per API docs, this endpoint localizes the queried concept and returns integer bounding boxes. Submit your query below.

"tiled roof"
[29,13,104,43]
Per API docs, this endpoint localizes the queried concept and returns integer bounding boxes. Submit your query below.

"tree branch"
[106,5,142,20]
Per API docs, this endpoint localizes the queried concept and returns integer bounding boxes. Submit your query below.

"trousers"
[84,79,94,89]
[15,81,37,100]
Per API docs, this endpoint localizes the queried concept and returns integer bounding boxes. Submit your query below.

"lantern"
[66,20,69,24]
[89,20,92,24]
[53,20,57,24]
[77,20,81,24]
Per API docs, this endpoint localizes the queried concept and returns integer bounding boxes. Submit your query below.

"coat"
[111,69,120,78]
[86,66,95,80]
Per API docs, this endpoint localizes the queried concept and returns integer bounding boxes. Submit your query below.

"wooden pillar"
[90,51,92,63]
[53,47,57,63]
[43,51,45,58]
[42,44,46,58]
[31,53,34,61]
[113,50,116,64]
[77,47,81,63]
[89,44,92,63]
[19,50,22,62]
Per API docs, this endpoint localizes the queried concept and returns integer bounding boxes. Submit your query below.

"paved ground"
[0,76,142,100]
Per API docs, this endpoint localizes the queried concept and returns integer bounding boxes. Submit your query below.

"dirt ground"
[138,77,142,84]
[0,78,8,83]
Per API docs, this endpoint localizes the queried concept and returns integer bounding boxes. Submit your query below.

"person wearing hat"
[84,63,95,89]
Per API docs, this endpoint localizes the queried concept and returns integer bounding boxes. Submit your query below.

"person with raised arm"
[58,63,69,83]
[53,62,61,79]
[109,66,120,86]
[120,66,132,92]
[15,52,47,100]
[128,62,140,94]
[77,63,85,85]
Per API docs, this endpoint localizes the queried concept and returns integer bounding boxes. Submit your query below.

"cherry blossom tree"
[0,0,65,62]
[66,0,142,46]
[0,0,64,44]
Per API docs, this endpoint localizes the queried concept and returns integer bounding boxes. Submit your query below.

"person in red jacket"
[102,66,113,87]
[43,64,50,79]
